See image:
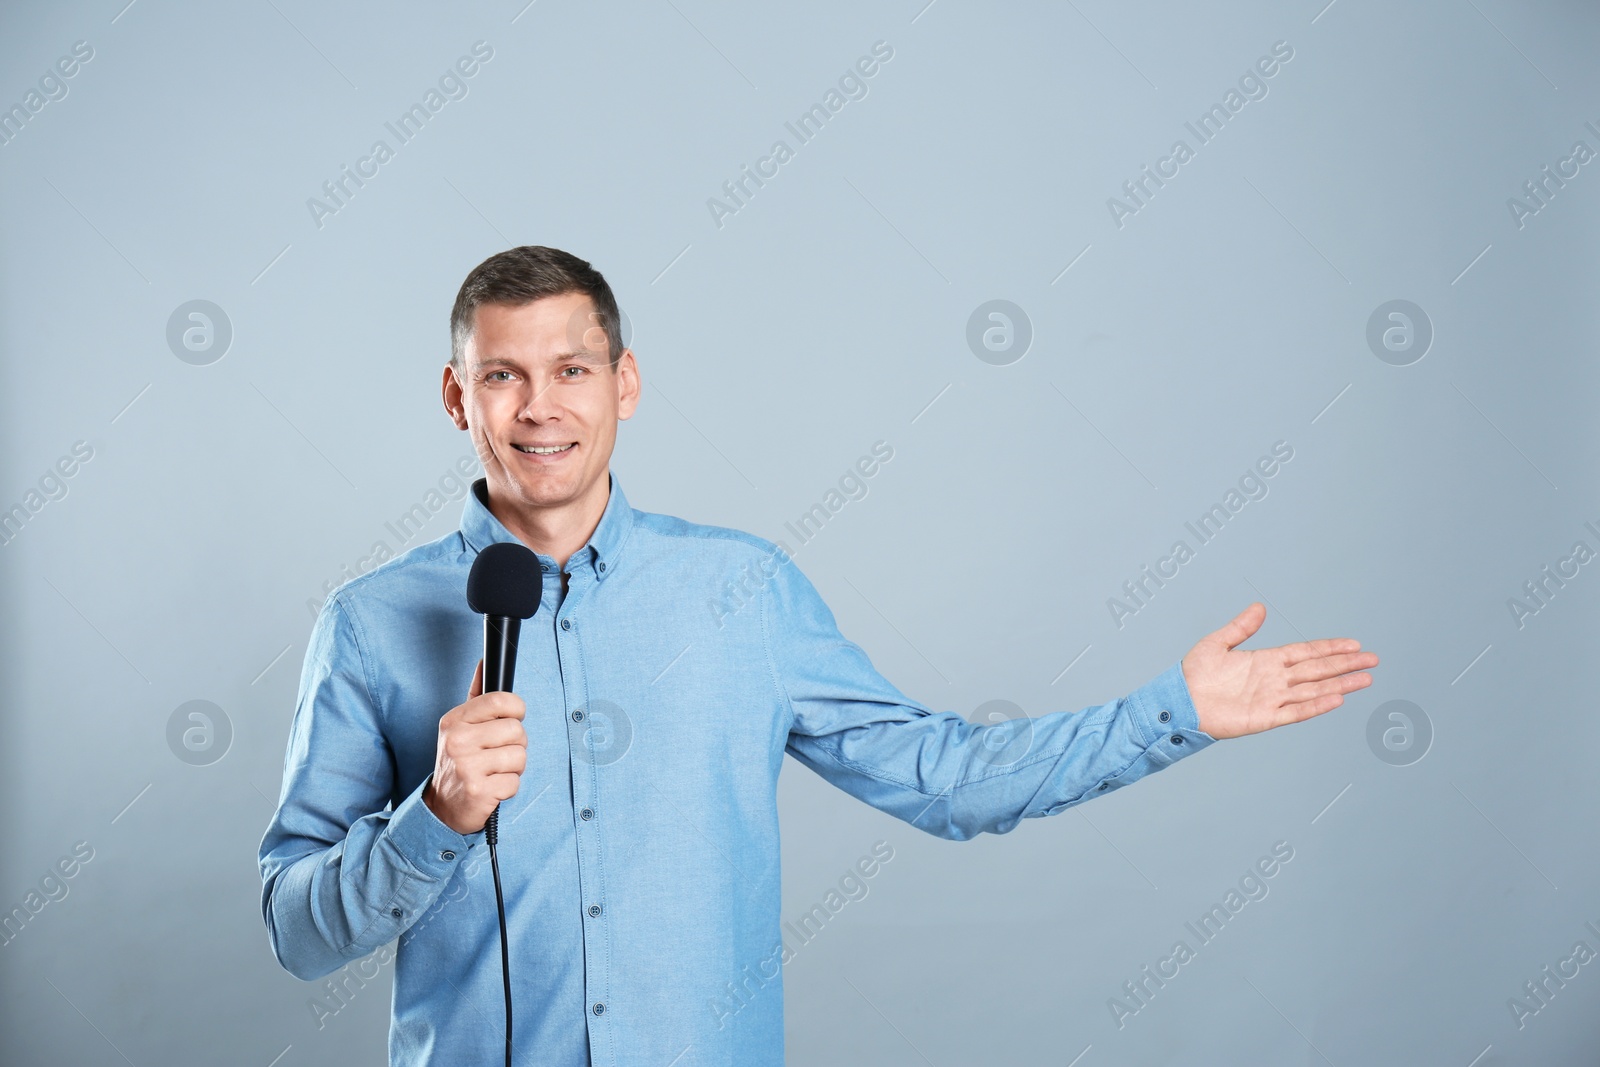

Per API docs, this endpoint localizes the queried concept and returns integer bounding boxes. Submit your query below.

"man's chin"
[501,470,583,505]
[510,476,571,499]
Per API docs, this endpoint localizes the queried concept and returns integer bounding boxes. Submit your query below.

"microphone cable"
[486,803,512,1067]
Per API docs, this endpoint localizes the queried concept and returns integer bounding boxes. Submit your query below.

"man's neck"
[486,475,609,571]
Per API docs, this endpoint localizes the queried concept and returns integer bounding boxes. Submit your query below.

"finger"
[1286,651,1380,685]
[465,744,527,777]
[1286,672,1373,706]
[1280,637,1362,667]
[1210,603,1266,651]
[1273,690,1346,727]
[459,692,527,725]
[469,658,484,700]
[485,770,525,802]
[465,718,528,751]
[443,727,525,766]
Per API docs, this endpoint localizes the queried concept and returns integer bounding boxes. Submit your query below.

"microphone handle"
[484,615,521,694]
[482,613,521,846]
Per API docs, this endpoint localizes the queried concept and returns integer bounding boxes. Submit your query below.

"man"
[258,246,1379,1065]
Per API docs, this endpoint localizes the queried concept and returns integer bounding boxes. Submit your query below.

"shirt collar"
[460,471,633,581]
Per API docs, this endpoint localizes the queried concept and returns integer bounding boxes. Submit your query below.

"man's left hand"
[1180,602,1379,740]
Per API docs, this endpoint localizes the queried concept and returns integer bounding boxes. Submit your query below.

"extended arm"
[768,557,1215,841]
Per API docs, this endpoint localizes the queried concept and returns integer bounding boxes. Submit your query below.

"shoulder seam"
[328,592,389,730]
[332,531,465,599]
[633,515,775,551]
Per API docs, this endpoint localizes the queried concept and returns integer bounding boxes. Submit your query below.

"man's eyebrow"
[471,350,605,371]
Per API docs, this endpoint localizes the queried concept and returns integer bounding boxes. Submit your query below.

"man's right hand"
[422,659,527,835]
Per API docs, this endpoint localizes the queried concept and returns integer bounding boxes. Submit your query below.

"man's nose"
[518,379,561,420]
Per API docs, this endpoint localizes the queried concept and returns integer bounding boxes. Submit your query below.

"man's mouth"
[512,442,577,454]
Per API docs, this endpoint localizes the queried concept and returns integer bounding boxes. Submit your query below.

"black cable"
[486,803,512,1067]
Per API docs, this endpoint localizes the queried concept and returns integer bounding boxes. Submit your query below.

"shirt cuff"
[1123,658,1218,767]
[385,774,484,878]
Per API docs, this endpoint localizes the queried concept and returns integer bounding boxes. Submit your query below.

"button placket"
[550,574,609,1035]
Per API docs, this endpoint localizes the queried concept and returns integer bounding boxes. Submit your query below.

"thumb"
[1212,602,1265,651]
[469,658,484,700]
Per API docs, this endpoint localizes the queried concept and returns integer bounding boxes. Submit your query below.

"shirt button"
[598,562,606,572]
[571,709,585,722]
[1158,710,1171,723]
[1170,734,1185,745]
[390,907,403,918]
[580,807,594,820]
[540,564,550,572]
[588,904,602,918]
[440,850,455,861]
[1097,782,1108,791]
[561,619,572,631]
[592,1002,605,1016]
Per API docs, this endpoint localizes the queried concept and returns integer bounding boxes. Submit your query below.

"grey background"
[2,0,1597,1064]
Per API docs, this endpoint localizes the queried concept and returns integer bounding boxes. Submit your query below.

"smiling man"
[438,287,637,587]
[258,245,1379,1066]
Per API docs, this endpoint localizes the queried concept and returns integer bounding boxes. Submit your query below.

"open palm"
[1180,602,1379,740]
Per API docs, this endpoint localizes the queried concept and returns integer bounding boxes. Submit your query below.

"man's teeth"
[516,443,575,454]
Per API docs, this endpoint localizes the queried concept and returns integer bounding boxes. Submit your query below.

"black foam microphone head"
[467,541,542,618]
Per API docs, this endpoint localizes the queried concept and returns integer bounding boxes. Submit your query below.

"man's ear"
[615,349,641,421]
[442,363,469,430]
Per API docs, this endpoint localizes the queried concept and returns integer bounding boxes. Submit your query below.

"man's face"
[442,291,638,520]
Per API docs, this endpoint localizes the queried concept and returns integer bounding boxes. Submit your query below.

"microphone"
[467,540,542,695]
[465,540,540,1067]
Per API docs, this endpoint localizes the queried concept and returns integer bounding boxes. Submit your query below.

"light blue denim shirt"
[258,472,1216,1065]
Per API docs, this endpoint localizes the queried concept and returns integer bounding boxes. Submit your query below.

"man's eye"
[560,367,586,378]
[487,371,513,382]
